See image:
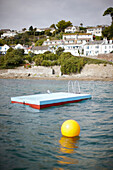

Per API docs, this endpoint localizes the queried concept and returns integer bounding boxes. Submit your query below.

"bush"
[60,53,86,74]
[35,56,43,66]
[0,49,25,68]
[43,53,58,61]
[41,60,51,67]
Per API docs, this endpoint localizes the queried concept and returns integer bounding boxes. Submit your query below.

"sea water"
[0,79,113,170]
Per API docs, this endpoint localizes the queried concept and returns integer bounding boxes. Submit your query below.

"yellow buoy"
[61,119,80,137]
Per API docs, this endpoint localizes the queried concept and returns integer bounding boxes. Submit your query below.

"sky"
[0,0,113,31]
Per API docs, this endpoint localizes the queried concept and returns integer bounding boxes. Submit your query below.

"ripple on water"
[0,79,113,169]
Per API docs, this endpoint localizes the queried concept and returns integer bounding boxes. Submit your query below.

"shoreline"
[0,63,113,81]
[0,75,113,81]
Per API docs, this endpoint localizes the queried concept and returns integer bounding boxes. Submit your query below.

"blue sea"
[0,79,113,170]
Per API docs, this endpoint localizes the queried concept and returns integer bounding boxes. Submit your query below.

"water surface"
[0,79,113,169]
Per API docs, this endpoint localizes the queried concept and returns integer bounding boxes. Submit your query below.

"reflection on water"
[58,136,79,164]
[59,136,79,154]
[58,155,79,165]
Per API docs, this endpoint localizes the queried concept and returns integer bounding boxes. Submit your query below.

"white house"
[31,46,49,54]
[59,43,83,56]
[1,31,17,38]
[101,40,113,54]
[63,33,93,41]
[15,44,24,49]
[86,26,104,37]
[84,39,113,56]
[36,28,55,33]
[43,39,64,46]
[65,26,79,33]
[0,44,10,54]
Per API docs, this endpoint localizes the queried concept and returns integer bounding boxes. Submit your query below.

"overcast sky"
[0,0,113,30]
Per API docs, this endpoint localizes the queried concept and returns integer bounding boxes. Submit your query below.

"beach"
[0,63,113,81]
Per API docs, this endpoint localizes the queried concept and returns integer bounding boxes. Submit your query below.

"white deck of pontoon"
[11,81,92,109]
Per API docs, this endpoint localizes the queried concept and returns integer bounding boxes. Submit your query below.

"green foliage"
[103,7,113,23]
[43,53,58,61]
[59,53,86,74]
[29,26,33,32]
[41,60,51,67]
[58,52,111,75]
[24,55,32,63]
[34,55,43,66]
[50,24,56,29]
[0,49,25,68]
[79,27,86,33]
[33,53,58,66]
[56,47,64,56]
[35,39,45,46]
[0,55,5,68]
[7,47,14,52]
[0,39,5,46]
[94,36,103,41]
[45,29,52,36]
[102,24,113,39]
[44,51,52,54]
[56,20,72,32]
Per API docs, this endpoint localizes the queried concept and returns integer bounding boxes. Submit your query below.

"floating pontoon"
[11,81,91,109]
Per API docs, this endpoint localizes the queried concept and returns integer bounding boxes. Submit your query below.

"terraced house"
[84,39,113,56]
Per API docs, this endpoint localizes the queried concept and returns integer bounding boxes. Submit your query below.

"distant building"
[63,33,93,41]
[0,44,10,54]
[65,26,79,33]
[0,29,11,32]
[1,31,17,38]
[86,26,105,37]
[84,39,113,56]
[31,46,49,54]
[15,44,24,49]
[36,28,55,33]
[43,39,64,46]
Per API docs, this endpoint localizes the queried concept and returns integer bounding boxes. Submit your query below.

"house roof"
[86,40,103,45]
[77,38,91,40]
[86,26,103,30]
[0,29,11,32]
[32,46,48,51]
[63,33,92,35]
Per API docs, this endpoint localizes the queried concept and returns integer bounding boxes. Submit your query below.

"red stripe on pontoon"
[11,98,89,109]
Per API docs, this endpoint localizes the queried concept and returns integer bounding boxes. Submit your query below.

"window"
[86,46,89,49]
[95,51,99,54]
[86,52,89,56]
[95,46,99,49]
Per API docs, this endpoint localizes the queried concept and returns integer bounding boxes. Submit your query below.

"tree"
[7,47,14,53]
[22,28,27,31]
[103,7,113,24]
[56,20,72,32]
[29,26,33,32]
[45,29,52,36]
[2,49,25,68]
[80,23,83,27]
[35,39,45,46]
[50,24,56,29]
[56,47,64,56]
[0,39,5,46]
